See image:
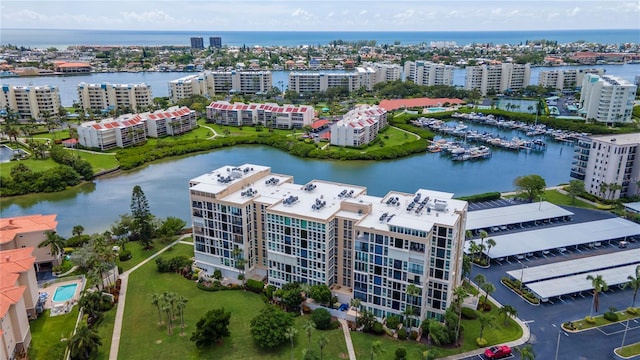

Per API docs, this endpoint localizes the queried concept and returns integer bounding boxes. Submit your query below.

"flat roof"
[506,248,640,283]
[466,201,573,230]
[623,202,640,213]
[527,263,640,300]
[465,218,640,259]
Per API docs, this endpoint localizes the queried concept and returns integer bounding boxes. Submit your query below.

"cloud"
[359,10,368,15]
[120,10,176,23]
[568,7,580,16]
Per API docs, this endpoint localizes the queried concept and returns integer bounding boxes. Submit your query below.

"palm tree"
[350,298,361,320]
[485,238,497,263]
[151,294,163,324]
[480,282,496,308]
[68,324,102,360]
[515,343,536,360]
[598,183,608,200]
[405,283,420,328]
[418,349,438,360]
[468,241,480,264]
[370,340,383,360]
[304,320,315,350]
[453,286,469,345]
[176,296,188,332]
[284,326,297,360]
[162,303,173,335]
[623,265,640,308]
[498,304,518,326]
[477,313,495,340]
[317,336,329,360]
[478,230,488,252]
[586,274,608,318]
[38,230,66,265]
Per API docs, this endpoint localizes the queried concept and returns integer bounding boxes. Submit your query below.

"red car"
[484,345,512,359]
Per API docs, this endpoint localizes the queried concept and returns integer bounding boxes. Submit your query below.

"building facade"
[189,165,467,320]
[209,37,222,48]
[206,101,314,129]
[77,114,147,150]
[537,68,604,91]
[168,70,272,103]
[190,37,204,49]
[570,134,640,200]
[464,63,531,96]
[288,64,400,95]
[77,82,153,112]
[404,61,455,86]
[0,85,61,121]
[330,105,388,147]
[578,74,637,124]
[142,106,197,137]
[0,215,59,272]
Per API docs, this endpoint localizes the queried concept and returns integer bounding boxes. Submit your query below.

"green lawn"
[116,239,167,272]
[542,189,598,209]
[616,341,640,357]
[95,307,117,360]
[29,307,80,360]
[565,308,640,331]
[118,243,348,359]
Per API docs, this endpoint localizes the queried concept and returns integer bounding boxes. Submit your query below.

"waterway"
[0,124,574,237]
[2,63,639,106]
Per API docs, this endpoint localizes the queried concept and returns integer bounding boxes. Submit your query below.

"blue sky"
[1,0,639,32]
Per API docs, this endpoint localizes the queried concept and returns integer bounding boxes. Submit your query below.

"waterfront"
[2,63,639,106]
[0,127,574,237]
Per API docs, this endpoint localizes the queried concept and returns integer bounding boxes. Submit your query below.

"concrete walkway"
[108,235,191,360]
[198,124,219,139]
[338,318,357,360]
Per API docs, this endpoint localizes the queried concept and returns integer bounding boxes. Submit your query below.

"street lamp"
[517,260,527,291]
[552,324,569,360]
[621,317,630,348]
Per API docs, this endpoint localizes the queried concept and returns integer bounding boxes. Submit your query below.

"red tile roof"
[378,97,465,111]
[0,215,57,244]
[311,119,329,129]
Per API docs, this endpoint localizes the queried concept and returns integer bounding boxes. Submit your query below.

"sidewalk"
[338,318,357,360]
[108,235,191,360]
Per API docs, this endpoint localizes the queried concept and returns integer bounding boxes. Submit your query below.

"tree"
[485,238,496,263]
[310,284,332,306]
[250,305,294,348]
[190,308,231,347]
[357,309,377,333]
[304,320,316,350]
[480,281,496,308]
[477,313,495,340]
[38,230,66,265]
[566,180,585,204]
[468,241,480,264]
[68,324,102,360]
[452,286,469,345]
[162,302,173,335]
[623,265,640,308]
[515,343,536,360]
[478,230,488,257]
[72,225,85,237]
[370,340,383,360]
[312,308,332,330]
[498,304,518,326]
[130,185,154,249]
[152,293,163,324]
[586,274,608,317]
[156,216,186,243]
[176,296,188,333]
[462,254,472,280]
[350,298,361,319]
[284,326,298,360]
[317,336,328,360]
[513,174,546,202]
[599,182,609,200]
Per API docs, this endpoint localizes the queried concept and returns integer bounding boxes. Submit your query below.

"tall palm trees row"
[587,265,640,318]
[151,292,188,336]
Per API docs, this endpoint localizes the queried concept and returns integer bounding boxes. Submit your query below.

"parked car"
[618,241,628,248]
[484,345,512,359]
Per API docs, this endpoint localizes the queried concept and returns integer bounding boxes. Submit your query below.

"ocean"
[1,28,639,49]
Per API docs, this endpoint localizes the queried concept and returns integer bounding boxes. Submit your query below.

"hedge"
[461,307,478,319]
[457,192,502,203]
[245,279,265,294]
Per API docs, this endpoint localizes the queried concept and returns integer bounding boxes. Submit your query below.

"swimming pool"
[426,107,447,113]
[53,283,78,302]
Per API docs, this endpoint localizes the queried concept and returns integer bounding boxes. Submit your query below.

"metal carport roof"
[466,201,574,231]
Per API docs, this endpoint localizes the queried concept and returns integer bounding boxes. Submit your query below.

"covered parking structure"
[465,201,574,234]
[506,248,640,284]
[465,217,640,260]
[525,264,640,302]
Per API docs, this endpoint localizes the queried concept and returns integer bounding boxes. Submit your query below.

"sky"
[1,0,639,32]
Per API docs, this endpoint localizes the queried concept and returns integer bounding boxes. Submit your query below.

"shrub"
[395,347,407,360]
[409,330,418,341]
[461,307,478,319]
[386,315,401,330]
[627,307,639,315]
[584,316,596,324]
[476,337,487,347]
[397,327,408,340]
[603,311,619,322]
[118,250,132,261]
[156,255,193,273]
[331,321,341,330]
[312,308,333,330]
[372,321,384,335]
[245,279,265,294]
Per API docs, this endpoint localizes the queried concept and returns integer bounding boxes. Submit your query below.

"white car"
[557,247,567,253]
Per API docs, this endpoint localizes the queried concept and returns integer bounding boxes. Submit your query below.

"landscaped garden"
[29,307,80,360]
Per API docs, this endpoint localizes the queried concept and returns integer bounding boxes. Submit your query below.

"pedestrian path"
[338,318,356,360]
[108,235,191,360]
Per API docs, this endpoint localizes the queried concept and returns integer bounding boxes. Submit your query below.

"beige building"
[168,70,272,103]
[404,61,455,86]
[189,165,467,321]
[77,113,147,150]
[77,82,153,112]
[537,68,604,91]
[0,247,38,360]
[0,215,59,271]
[142,106,197,137]
[579,74,637,124]
[0,85,62,121]
[464,63,531,96]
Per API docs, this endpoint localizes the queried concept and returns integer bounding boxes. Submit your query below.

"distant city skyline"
[1,1,639,32]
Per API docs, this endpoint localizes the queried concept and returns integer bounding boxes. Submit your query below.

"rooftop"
[379,98,465,111]
[0,214,57,244]
[588,133,640,146]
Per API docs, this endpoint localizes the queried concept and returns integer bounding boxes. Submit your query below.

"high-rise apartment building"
[570,134,640,200]
[0,85,61,121]
[537,68,604,91]
[189,165,467,320]
[464,63,531,96]
[578,74,637,124]
[169,71,272,103]
[404,61,455,86]
[209,36,222,48]
[190,37,204,49]
[288,64,400,95]
[330,105,388,147]
[77,82,153,112]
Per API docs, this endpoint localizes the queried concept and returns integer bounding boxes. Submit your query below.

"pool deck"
[39,279,83,316]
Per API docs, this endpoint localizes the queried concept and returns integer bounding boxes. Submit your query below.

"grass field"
[117,243,349,359]
[29,307,80,360]
[116,239,167,272]
[616,341,640,357]
[542,189,598,209]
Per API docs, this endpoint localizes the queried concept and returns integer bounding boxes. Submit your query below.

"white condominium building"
[0,85,61,121]
[77,82,153,112]
[571,134,640,200]
[537,68,604,91]
[143,106,197,138]
[168,70,272,103]
[579,74,636,124]
[77,114,147,150]
[404,61,455,86]
[330,105,388,147]
[189,164,467,320]
[288,64,400,94]
[464,63,531,96]
[370,63,402,83]
[206,101,314,129]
